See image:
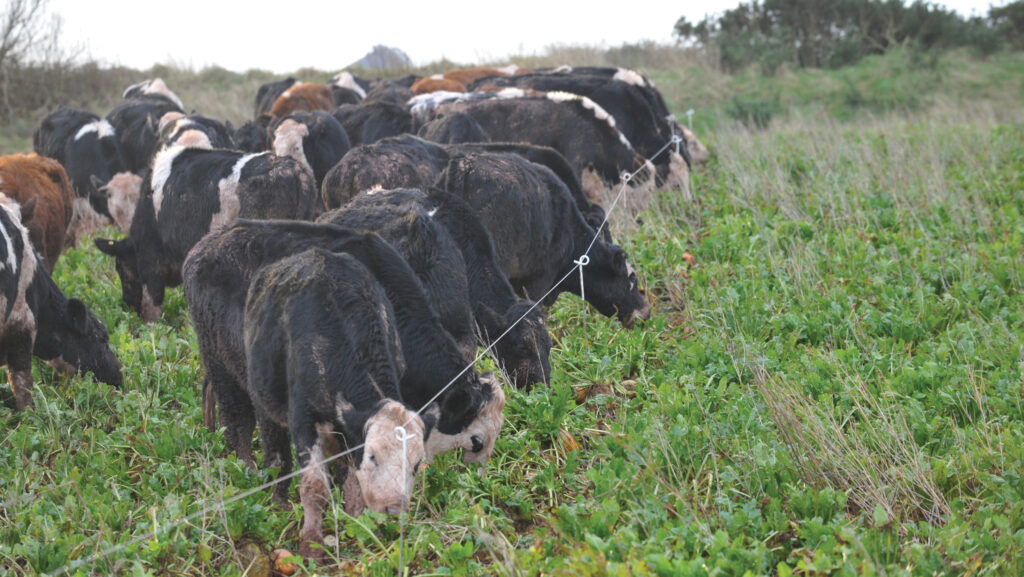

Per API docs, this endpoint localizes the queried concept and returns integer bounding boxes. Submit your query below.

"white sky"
[47,0,1003,74]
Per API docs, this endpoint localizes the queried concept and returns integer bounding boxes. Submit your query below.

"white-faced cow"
[182,220,504,470]
[439,151,650,326]
[1,194,122,410]
[268,111,350,189]
[243,248,431,559]
[95,146,320,322]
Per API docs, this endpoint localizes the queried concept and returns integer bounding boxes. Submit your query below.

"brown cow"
[442,65,523,86]
[268,82,334,118]
[0,153,74,271]
[411,76,466,94]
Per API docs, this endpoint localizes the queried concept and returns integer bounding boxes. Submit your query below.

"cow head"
[579,242,650,328]
[46,298,123,388]
[482,300,552,390]
[94,236,160,323]
[425,372,505,464]
[96,172,143,233]
[342,400,429,514]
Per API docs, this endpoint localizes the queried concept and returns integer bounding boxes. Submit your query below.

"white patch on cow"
[104,172,143,233]
[122,79,148,99]
[144,78,184,110]
[0,196,19,273]
[158,111,186,133]
[681,126,709,165]
[665,151,692,201]
[365,184,385,195]
[496,87,527,99]
[212,152,264,232]
[74,119,115,141]
[174,129,213,150]
[280,81,303,100]
[430,73,444,80]
[613,68,648,87]
[150,145,187,219]
[426,207,437,217]
[495,64,519,75]
[298,439,331,549]
[408,91,465,115]
[354,400,425,514]
[272,119,311,174]
[0,195,38,337]
[553,65,573,73]
[329,72,366,99]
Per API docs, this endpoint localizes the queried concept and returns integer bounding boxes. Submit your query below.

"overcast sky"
[47,0,1003,74]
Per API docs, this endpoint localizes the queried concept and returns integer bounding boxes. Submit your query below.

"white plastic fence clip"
[686,108,695,130]
[671,134,683,156]
[395,424,415,574]
[573,254,590,310]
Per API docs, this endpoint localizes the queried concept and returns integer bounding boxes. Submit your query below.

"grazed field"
[2,49,1024,576]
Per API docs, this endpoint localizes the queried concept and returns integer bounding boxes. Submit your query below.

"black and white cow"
[327,71,368,106]
[121,78,185,110]
[106,85,186,174]
[410,89,656,202]
[32,105,128,232]
[268,111,350,189]
[331,100,414,147]
[95,146,319,322]
[156,112,235,151]
[243,248,430,559]
[182,219,504,468]
[336,188,553,389]
[439,151,650,326]
[1,195,121,410]
[254,77,297,119]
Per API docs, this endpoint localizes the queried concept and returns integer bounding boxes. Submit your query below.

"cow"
[327,71,368,105]
[182,219,504,470]
[411,89,656,203]
[254,77,298,119]
[268,82,334,118]
[439,151,650,326]
[95,172,143,233]
[0,154,74,271]
[1,195,122,410]
[156,112,235,151]
[467,73,691,193]
[243,248,430,559]
[330,188,552,389]
[417,111,490,145]
[268,111,350,189]
[232,118,271,153]
[32,106,127,237]
[106,89,185,174]
[362,81,415,107]
[331,100,413,147]
[121,78,185,110]
[320,135,608,240]
[442,65,520,86]
[95,146,319,322]
[411,76,466,95]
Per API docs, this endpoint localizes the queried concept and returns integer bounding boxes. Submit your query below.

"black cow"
[331,101,413,146]
[182,219,504,470]
[32,106,128,226]
[108,87,188,174]
[439,151,650,326]
[268,111,350,189]
[321,135,609,240]
[156,112,235,151]
[417,111,490,145]
[231,118,271,153]
[253,77,297,120]
[1,196,121,410]
[95,147,319,322]
[410,90,656,202]
[335,188,553,389]
[244,248,430,559]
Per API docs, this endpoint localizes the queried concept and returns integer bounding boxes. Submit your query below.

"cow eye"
[367,454,377,465]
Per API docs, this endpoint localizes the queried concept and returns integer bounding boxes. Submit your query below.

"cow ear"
[440,386,474,427]
[19,197,37,222]
[66,298,90,333]
[90,174,107,192]
[474,304,504,339]
[94,237,132,258]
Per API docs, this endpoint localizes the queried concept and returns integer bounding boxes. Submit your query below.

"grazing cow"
[32,106,127,234]
[182,219,504,469]
[411,76,466,95]
[243,248,430,558]
[106,91,185,174]
[232,118,271,153]
[95,172,143,233]
[268,111,350,189]
[254,77,297,119]
[0,154,74,271]
[156,112,235,151]
[121,78,185,110]
[467,73,691,193]
[268,82,334,118]
[335,188,553,389]
[331,101,414,147]
[321,135,608,240]
[95,146,319,322]
[417,111,490,145]
[439,151,650,326]
[1,195,122,410]
[411,89,656,202]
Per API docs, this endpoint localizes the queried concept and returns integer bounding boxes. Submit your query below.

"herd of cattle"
[0,65,706,559]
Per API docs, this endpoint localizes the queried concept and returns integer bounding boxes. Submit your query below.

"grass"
[3,45,1024,575]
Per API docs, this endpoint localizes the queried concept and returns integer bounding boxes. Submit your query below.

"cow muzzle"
[621,303,652,328]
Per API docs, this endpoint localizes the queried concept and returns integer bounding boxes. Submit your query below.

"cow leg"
[259,411,294,507]
[201,375,218,430]
[211,372,258,468]
[293,422,330,562]
[6,331,35,410]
